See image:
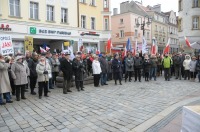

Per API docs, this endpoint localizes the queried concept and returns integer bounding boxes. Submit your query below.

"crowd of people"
[0,50,200,105]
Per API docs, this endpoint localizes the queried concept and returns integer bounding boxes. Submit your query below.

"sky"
[111,0,178,14]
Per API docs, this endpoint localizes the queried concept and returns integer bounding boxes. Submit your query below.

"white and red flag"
[46,46,50,51]
[163,38,170,54]
[151,39,156,55]
[40,47,47,53]
[107,34,112,53]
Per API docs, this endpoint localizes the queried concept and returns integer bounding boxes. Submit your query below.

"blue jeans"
[150,67,157,80]
[101,73,107,85]
[0,92,11,103]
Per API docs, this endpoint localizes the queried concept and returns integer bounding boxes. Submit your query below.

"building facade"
[111,1,152,53]
[147,5,169,54]
[178,0,200,54]
[164,10,179,53]
[0,0,111,54]
[78,0,111,53]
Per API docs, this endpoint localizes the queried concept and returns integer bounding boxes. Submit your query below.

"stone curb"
[130,97,200,132]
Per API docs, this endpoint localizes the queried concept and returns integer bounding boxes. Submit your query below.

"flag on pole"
[151,39,156,55]
[126,38,131,52]
[184,36,191,48]
[40,47,47,53]
[107,35,112,52]
[46,46,50,51]
[133,39,138,56]
[142,37,147,54]
[61,43,64,51]
[163,38,170,54]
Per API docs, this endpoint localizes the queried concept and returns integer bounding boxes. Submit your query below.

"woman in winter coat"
[73,55,85,91]
[183,55,191,80]
[196,54,200,82]
[0,54,13,105]
[92,54,102,87]
[36,56,51,99]
[150,54,158,81]
[112,54,123,85]
[125,54,134,82]
[11,55,29,101]
[189,56,197,82]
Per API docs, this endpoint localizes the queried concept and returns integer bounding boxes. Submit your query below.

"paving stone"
[34,126,46,132]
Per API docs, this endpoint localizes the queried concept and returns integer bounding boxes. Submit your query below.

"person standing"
[150,54,158,81]
[28,52,38,95]
[157,54,163,76]
[0,54,13,105]
[92,55,102,87]
[196,54,200,82]
[99,52,108,86]
[112,54,123,85]
[190,56,197,82]
[52,53,60,87]
[143,55,151,81]
[36,56,51,99]
[134,53,143,82]
[107,54,113,81]
[183,55,191,80]
[173,53,182,80]
[73,55,85,91]
[11,55,29,101]
[46,52,53,89]
[125,54,134,82]
[60,52,73,94]
[162,53,172,81]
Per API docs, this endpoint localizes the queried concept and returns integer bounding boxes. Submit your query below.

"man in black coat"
[60,52,73,94]
[134,53,143,82]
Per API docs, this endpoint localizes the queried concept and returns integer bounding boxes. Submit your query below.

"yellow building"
[78,0,111,53]
[0,0,111,54]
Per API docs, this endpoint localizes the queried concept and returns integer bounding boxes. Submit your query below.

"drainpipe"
[77,0,79,27]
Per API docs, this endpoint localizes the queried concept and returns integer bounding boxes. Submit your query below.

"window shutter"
[198,0,200,7]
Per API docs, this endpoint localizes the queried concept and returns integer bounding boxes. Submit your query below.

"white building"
[178,0,200,53]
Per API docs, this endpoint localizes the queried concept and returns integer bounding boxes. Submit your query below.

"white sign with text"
[0,35,14,55]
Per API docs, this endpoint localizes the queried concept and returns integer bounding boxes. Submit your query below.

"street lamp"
[136,15,152,36]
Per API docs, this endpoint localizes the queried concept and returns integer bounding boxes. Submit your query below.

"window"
[135,29,138,37]
[81,15,86,28]
[104,18,109,30]
[61,8,68,23]
[9,0,20,17]
[90,0,95,6]
[104,0,108,8]
[163,27,165,32]
[179,0,183,11]
[193,17,199,29]
[193,0,199,7]
[80,0,86,3]
[163,38,165,43]
[120,30,124,38]
[147,32,150,40]
[47,5,54,21]
[178,18,182,31]
[30,2,38,19]
[91,17,95,29]
[155,25,158,31]
[120,19,123,24]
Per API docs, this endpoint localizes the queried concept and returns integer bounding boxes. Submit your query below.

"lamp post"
[136,15,152,36]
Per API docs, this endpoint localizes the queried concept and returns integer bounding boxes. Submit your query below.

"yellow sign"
[64,42,70,46]
[24,36,33,52]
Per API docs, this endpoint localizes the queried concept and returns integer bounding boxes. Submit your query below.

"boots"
[115,80,117,85]
[119,80,122,85]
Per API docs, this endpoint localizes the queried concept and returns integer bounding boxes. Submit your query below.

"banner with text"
[24,36,33,52]
[0,35,14,55]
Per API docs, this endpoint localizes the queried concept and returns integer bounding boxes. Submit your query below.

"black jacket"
[28,58,38,77]
[60,59,73,80]
[134,57,143,69]
[112,59,122,73]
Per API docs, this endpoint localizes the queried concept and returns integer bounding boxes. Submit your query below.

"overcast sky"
[111,0,178,14]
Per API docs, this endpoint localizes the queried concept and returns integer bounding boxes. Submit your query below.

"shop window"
[61,8,68,23]
[9,0,20,17]
[47,5,54,21]
[30,2,38,20]
[91,17,96,30]
[81,15,86,28]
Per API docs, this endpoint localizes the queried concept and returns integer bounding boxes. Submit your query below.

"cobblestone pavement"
[0,77,200,132]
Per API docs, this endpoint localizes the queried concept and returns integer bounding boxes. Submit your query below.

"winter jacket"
[28,58,38,77]
[183,56,191,70]
[73,60,85,81]
[60,59,73,80]
[162,57,172,68]
[52,58,60,72]
[36,62,51,82]
[11,62,29,85]
[0,60,12,94]
[125,57,134,72]
[173,55,182,67]
[92,60,102,75]
[112,59,122,73]
[143,60,151,72]
[196,60,200,71]
[190,60,197,72]
[134,57,143,69]
[99,57,108,73]
[150,57,158,68]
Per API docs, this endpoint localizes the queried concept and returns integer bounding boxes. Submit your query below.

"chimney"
[113,8,118,15]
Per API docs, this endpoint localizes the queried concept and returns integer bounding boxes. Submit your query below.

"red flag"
[46,46,50,51]
[163,38,170,54]
[184,36,191,48]
[133,40,138,56]
[96,49,100,55]
[40,47,47,53]
[151,40,156,55]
